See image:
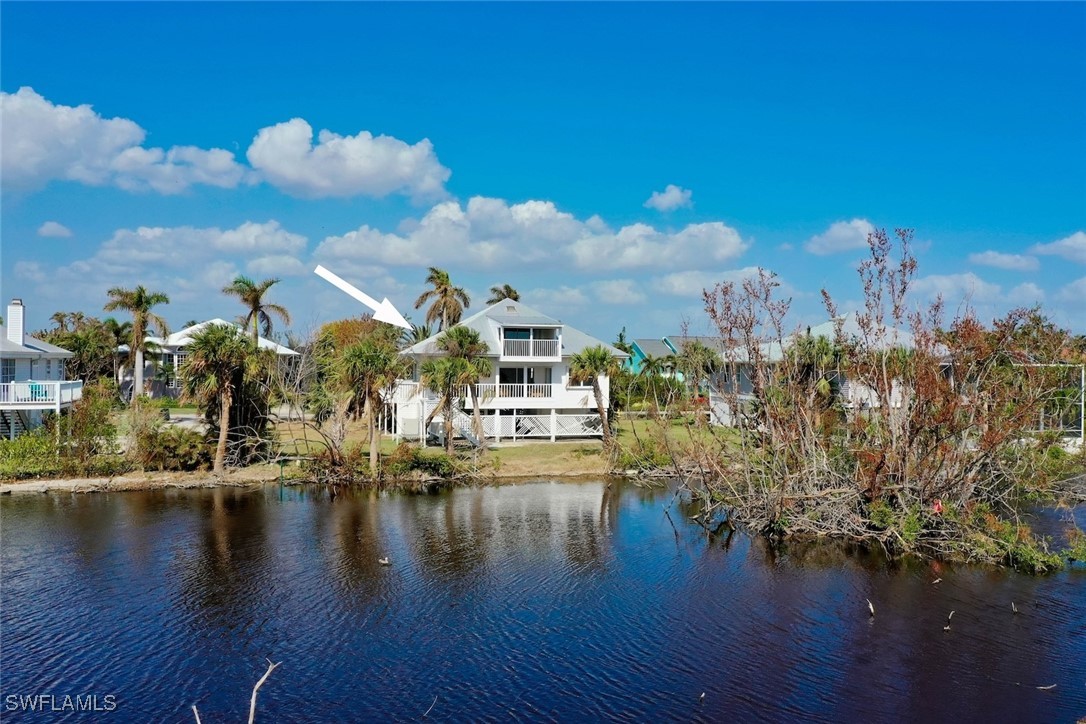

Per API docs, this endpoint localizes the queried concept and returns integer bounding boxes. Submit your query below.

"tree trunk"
[469,384,485,441]
[134,347,145,399]
[252,315,259,346]
[214,388,232,474]
[592,380,611,445]
[443,396,454,455]
[368,392,380,477]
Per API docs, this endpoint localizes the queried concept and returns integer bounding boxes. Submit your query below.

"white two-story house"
[394,299,628,443]
[0,299,84,439]
[120,319,299,399]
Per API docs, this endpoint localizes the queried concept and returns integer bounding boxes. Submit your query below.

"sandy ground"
[0,466,280,495]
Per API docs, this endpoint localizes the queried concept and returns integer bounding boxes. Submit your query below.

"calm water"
[1,480,1084,722]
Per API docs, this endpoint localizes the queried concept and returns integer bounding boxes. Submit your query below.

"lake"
[2,480,1084,722]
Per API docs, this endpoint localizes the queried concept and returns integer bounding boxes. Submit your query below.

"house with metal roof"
[393,299,628,442]
[0,298,83,439]
[121,318,298,399]
[624,337,677,375]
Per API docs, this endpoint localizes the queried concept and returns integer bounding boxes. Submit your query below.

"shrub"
[0,428,64,479]
[383,442,458,478]
[128,400,212,471]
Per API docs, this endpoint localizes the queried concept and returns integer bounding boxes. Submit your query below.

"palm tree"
[223,275,291,345]
[338,337,410,476]
[438,326,493,441]
[613,327,633,355]
[420,356,472,454]
[677,341,720,394]
[486,284,520,305]
[401,322,433,349]
[180,324,252,474]
[50,311,71,333]
[570,345,621,446]
[414,267,470,331]
[102,317,132,383]
[104,285,170,399]
[639,353,667,408]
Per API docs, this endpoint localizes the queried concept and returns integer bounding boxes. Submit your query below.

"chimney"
[7,299,25,346]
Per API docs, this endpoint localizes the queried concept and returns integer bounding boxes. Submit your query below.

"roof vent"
[505,306,517,313]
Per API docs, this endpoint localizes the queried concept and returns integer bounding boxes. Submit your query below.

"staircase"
[0,410,30,440]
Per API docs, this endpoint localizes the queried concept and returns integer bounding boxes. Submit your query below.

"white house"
[0,299,83,439]
[706,312,920,426]
[121,318,299,399]
[393,299,628,443]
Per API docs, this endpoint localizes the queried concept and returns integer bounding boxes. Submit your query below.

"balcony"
[0,380,84,409]
[501,338,560,359]
[477,382,555,400]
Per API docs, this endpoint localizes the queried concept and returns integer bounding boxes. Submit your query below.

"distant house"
[120,319,299,399]
[0,298,83,439]
[393,299,628,442]
[693,312,919,426]
[624,338,677,375]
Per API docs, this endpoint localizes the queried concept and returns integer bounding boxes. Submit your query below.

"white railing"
[502,339,559,358]
[0,380,84,407]
[476,383,555,399]
[425,409,603,440]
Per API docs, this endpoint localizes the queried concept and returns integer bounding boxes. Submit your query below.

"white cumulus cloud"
[1006,282,1045,304]
[911,272,1003,303]
[804,218,875,255]
[316,195,749,272]
[652,266,775,298]
[1057,277,1086,304]
[0,87,249,194]
[37,221,72,238]
[247,255,308,277]
[968,250,1039,272]
[566,221,748,270]
[589,279,646,305]
[644,184,693,212]
[1029,231,1086,264]
[246,118,450,200]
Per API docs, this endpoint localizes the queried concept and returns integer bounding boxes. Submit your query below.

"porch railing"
[502,339,560,358]
[0,380,84,407]
[477,383,555,399]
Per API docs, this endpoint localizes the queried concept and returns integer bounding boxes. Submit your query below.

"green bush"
[128,400,211,471]
[614,438,673,470]
[382,442,458,478]
[0,428,64,479]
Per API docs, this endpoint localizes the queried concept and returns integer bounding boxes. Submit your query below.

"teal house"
[625,338,678,374]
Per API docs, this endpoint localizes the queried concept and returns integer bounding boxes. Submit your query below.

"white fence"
[399,400,604,442]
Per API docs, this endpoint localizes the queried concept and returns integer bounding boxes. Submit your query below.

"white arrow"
[314,265,411,330]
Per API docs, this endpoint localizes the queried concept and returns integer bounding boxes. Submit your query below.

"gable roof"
[0,326,74,359]
[403,298,628,359]
[806,312,916,350]
[632,338,674,358]
[144,319,298,356]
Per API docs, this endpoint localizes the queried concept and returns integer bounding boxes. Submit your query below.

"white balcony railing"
[0,380,84,408]
[502,339,559,358]
[477,383,555,399]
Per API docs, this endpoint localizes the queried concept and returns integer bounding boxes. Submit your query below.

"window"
[169,353,188,388]
[1,359,14,384]
[570,374,595,389]
[45,359,52,378]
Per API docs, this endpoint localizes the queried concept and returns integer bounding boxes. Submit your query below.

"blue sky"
[2,2,1084,343]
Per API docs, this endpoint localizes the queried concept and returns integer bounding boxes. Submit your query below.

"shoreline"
[0,467,281,495]
[0,464,626,496]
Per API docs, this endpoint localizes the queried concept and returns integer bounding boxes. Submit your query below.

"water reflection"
[1,480,1084,722]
